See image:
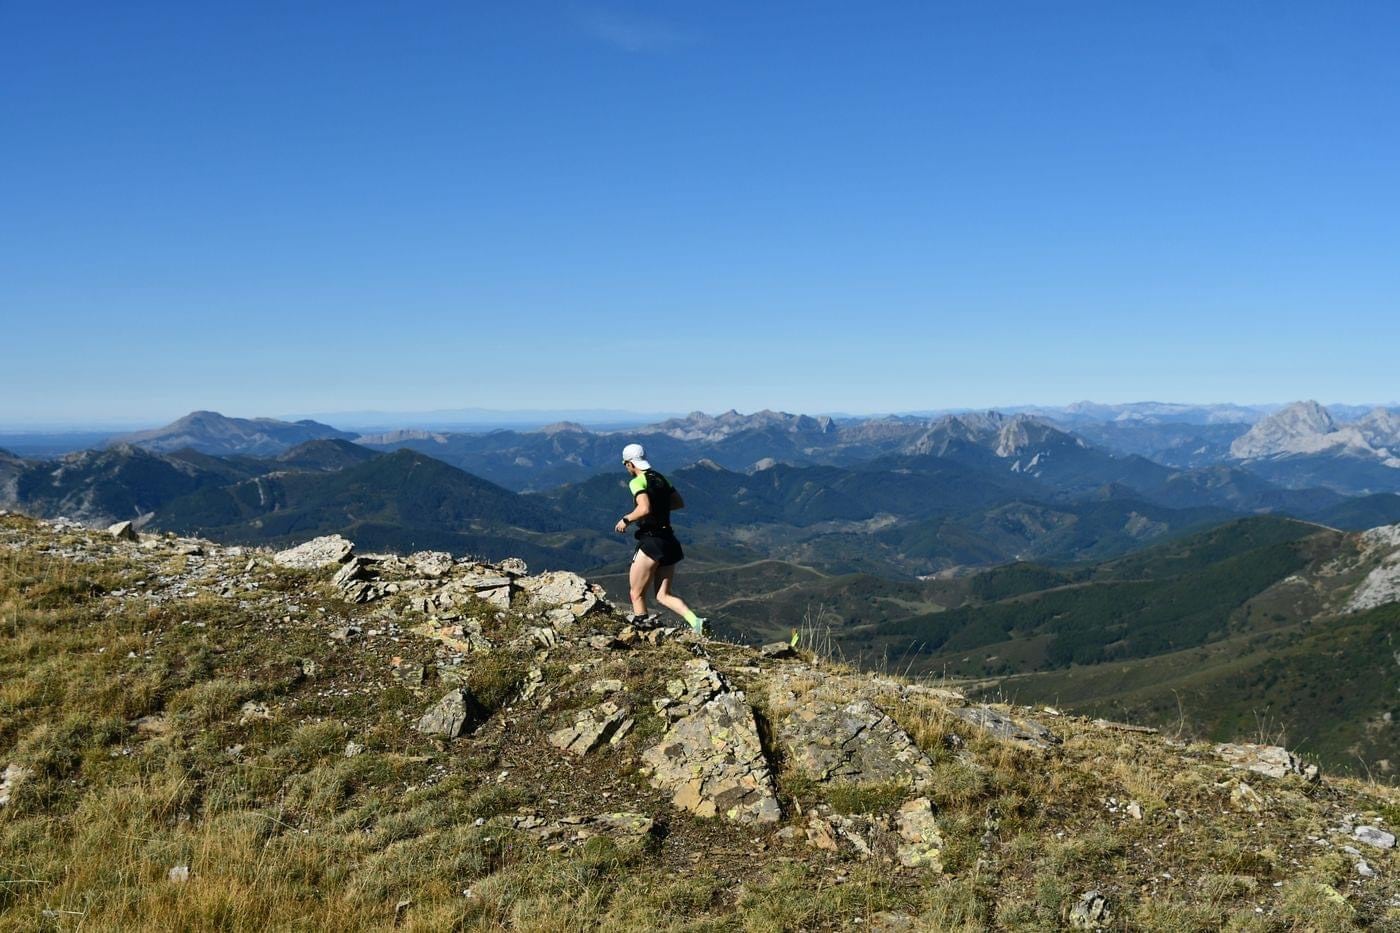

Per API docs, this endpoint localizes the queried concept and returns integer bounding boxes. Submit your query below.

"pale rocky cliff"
[1231,401,1400,465]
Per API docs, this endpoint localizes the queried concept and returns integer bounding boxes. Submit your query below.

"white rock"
[273,535,354,569]
[108,520,139,541]
[0,763,33,806]
[1354,826,1396,850]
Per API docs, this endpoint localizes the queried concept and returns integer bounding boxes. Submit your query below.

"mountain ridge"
[110,410,358,456]
[1,512,1398,928]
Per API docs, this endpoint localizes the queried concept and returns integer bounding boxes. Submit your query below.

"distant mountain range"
[9,402,1400,492]
[6,405,1400,777]
[6,405,1400,581]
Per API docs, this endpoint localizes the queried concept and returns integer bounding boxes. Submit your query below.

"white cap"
[621,443,651,471]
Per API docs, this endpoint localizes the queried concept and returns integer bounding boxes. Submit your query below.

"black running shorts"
[635,531,684,567]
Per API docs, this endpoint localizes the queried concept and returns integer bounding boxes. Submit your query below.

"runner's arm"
[616,492,651,532]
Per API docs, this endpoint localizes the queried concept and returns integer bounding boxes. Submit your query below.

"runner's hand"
[614,519,628,533]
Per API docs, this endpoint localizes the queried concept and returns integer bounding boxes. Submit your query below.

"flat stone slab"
[273,535,353,569]
[776,697,934,787]
[948,705,1059,750]
[1354,826,1396,850]
[519,571,604,616]
[549,703,633,756]
[1214,742,1320,782]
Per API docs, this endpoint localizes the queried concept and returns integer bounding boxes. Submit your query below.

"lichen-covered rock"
[653,658,725,723]
[893,797,944,870]
[1214,742,1320,782]
[390,658,426,688]
[776,697,934,787]
[949,705,1060,750]
[591,812,654,840]
[642,691,780,825]
[273,535,353,569]
[549,702,633,756]
[766,669,933,787]
[1068,890,1110,929]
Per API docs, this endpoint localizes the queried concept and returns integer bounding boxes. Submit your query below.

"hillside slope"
[151,449,614,571]
[637,517,1400,778]
[1,514,1397,930]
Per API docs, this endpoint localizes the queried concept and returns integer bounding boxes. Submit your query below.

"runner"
[613,443,707,636]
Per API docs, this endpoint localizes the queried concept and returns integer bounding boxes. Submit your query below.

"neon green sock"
[683,610,701,626]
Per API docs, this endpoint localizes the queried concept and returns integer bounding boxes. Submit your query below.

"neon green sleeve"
[629,474,648,498]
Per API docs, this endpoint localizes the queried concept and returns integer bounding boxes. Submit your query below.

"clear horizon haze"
[3,2,1397,423]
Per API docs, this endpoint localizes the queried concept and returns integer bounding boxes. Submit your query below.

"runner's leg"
[652,564,696,619]
[629,548,658,615]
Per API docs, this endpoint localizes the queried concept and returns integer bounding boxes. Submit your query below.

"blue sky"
[2,1,1397,426]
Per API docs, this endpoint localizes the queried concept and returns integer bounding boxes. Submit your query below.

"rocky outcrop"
[642,691,780,825]
[416,689,485,738]
[518,571,606,618]
[548,702,633,755]
[10,513,1400,930]
[653,658,725,723]
[798,796,944,870]
[273,534,354,569]
[766,669,936,787]
[776,697,934,787]
[1344,523,1400,613]
[1214,742,1320,782]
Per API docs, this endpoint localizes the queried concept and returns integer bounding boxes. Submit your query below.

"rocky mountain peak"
[2,513,1395,927]
[1357,408,1400,448]
[1229,400,1392,461]
[354,428,447,445]
[644,409,835,442]
[111,410,355,457]
[535,421,589,435]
